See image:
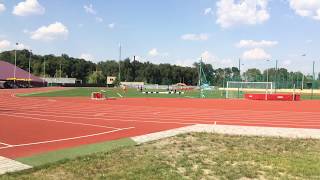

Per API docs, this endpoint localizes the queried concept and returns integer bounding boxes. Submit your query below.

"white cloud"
[13,0,45,16]
[95,17,103,23]
[216,0,270,28]
[236,40,278,48]
[0,3,6,13]
[80,53,94,61]
[306,39,313,44]
[204,8,213,15]
[0,40,11,50]
[200,51,235,67]
[148,48,159,57]
[283,59,292,66]
[16,43,29,50]
[108,23,115,29]
[30,22,69,41]
[22,29,29,34]
[289,0,320,20]
[84,4,96,15]
[242,48,271,60]
[201,51,216,62]
[181,33,209,41]
[0,40,29,52]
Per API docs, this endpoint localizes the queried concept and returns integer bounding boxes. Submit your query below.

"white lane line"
[184,96,195,98]
[0,142,11,146]
[93,113,107,117]
[3,111,319,128]
[117,93,123,98]
[0,114,121,130]
[3,110,320,125]
[0,127,135,150]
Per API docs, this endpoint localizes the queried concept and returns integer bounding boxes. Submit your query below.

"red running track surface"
[0,87,320,158]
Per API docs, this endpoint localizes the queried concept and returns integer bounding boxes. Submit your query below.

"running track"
[1,87,320,158]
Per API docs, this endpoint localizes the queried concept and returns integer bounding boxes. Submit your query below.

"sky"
[0,0,319,74]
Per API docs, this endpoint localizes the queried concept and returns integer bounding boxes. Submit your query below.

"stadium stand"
[0,60,45,88]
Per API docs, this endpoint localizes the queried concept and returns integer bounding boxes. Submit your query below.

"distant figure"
[140,86,143,92]
[122,85,128,93]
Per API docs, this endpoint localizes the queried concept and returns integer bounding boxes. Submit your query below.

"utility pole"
[60,57,62,79]
[238,58,241,98]
[275,60,278,93]
[312,61,315,99]
[14,43,18,88]
[238,58,241,81]
[266,59,270,83]
[118,43,122,83]
[28,49,32,87]
[301,54,306,90]
[43,57,46,87]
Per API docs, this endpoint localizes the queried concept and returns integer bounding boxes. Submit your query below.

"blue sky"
[0,0,319,74]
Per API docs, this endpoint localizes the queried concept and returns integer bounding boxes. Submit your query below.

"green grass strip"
[16,138,136,166]
[16,88,76,97]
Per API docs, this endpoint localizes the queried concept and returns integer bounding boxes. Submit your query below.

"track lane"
[1,87,320,158]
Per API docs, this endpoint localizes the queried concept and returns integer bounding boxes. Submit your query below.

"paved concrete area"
[132,124,320,144]
[0,156,31,175]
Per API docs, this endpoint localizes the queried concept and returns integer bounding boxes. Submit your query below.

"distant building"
[0,60,45,88]
[42,78,79,85]
[106,76,116,85]
[120,82,144,88]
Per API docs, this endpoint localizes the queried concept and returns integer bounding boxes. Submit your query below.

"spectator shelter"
[0,60,45,88]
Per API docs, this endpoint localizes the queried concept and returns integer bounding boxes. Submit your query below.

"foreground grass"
[2,133,320,179]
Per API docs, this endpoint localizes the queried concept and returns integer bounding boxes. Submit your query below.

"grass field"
[18,87,226,99]
[2,133,320,179]
[18,87,320,100]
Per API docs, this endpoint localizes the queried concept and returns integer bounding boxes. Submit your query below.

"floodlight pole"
[198,58,202,87]
[28,49,32,87]
[60,57,62,79]
[275,60,278,93]
[238,58,241,98]
[238,58,241,81]
[43,57,46,87]
[118,43,122,83]
[266,59,271,83]
[14,43,18,88]
[312,61,315,99]
[301,54,306,90]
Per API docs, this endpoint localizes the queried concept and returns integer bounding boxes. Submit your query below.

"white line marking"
[0,156,32,175]
[117,93,123,98]
[94,113,107,117]
[0,142,11,146]
[0,114,121,130]
[184,96,195,98]
[0,127,135,150]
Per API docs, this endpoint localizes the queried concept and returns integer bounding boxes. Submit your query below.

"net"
[226,81,273,99]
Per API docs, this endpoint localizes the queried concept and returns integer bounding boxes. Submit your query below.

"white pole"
[226,81,229,99]
[118,43,121,83]
[14,43,18,88]
[60,61,62,78]
[293,83,296,101]
[301,75,304,90]
[28,50,32,87]
[43,58,46,87]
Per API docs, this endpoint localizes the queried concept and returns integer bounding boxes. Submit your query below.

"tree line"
[0,50,319,87]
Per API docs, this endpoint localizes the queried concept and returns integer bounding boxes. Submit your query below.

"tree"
[243,68,262,82]
[87,71,106,85]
